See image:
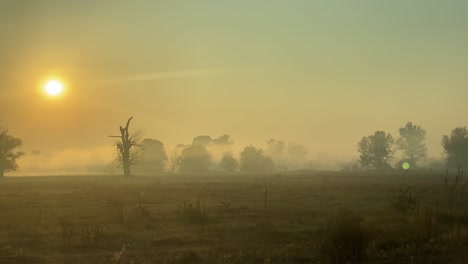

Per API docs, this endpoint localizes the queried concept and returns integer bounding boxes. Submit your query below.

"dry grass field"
[0,171,466,263]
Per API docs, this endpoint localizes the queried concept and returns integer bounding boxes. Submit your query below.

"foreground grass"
[0,171,466,263]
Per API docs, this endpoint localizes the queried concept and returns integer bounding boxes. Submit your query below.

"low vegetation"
[0,171,466,263]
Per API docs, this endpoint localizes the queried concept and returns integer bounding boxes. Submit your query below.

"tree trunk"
[110,117,135,177]
[120,117,133,177]
[122,148,131,177]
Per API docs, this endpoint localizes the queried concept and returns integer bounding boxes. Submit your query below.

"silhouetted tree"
[358,131,394,169]
[239,146,275,172]
[219,152,238,172]
[109,117,142,177]
[134,138,167,174]
[396,122,427,168]
[179,145,212,173]
[442,127,468,169]
[0,127,24,177]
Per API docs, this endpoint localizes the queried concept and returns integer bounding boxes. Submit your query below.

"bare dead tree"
[109,117,142,177]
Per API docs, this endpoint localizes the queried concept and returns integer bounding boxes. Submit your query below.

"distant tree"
[426,157,446,170]
[279,143,307,170]
[179,145,212,173]
[167,148,182,173]
[396,122,427,168]
[192,135,212,146]
[339,158,360,172]
[134,138,168,174]
[239,146,275,172]
[192,134,233,146]
[0,127,24,177]
[109,117,142,177]
[213,134,233,145]
[219,152,238,172]
[442,127,468,169]
[287,143,307,160]
[267,139,286,161]
[358,131,394,169]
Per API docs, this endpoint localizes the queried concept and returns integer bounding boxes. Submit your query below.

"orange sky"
[1,1,467,174]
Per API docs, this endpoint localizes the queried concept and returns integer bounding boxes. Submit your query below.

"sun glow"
[45,80,63,96]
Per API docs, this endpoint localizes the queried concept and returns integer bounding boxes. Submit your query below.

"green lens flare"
[402,162,410,170]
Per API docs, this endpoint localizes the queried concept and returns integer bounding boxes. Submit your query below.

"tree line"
[111,119,468,176]
[1,119,468,177]
[109,118,282,177]
[357,122,468,170]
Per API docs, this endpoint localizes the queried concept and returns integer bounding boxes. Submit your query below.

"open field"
[0,171,467,263]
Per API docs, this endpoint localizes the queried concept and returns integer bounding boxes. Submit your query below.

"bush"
[176,198,209,231]
[391,186,419,215]
[443,168,466,214]
[315,208,370,264]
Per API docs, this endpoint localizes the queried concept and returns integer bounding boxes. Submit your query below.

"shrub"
[58,218,75,248]
[176,198,209,231]
[134,203,152,221]
[78,224,103,247]
[443,168,466,214]
[391,186,419,215]
[315,208,370,264]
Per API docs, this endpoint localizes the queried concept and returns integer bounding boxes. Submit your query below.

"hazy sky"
[1,1,467,173]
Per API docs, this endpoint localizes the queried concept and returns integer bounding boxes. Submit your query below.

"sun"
[45,80,63,96]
